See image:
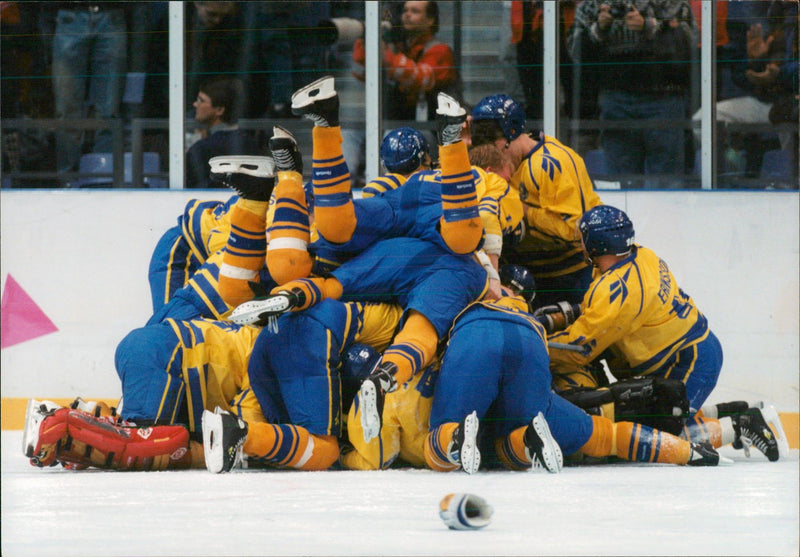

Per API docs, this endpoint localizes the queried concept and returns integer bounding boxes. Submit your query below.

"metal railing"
[1,117,796,189]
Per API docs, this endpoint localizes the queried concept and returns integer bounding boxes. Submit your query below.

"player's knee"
[218,274,257,308]
[266,250,314,285]
[315,204,357,245]
[439,219,483,255]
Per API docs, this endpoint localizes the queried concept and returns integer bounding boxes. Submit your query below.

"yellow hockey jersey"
[548,246,710,378]
[473,166,523,257]
[361,173,408,198]
[163,318,263,432]
[509,134,602,278]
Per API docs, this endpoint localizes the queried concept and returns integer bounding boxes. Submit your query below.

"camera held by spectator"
[609,2,635,19]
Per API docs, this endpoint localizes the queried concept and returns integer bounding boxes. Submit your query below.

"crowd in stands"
[0,1,796,189]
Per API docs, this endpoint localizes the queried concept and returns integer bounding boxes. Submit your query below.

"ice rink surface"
[2,431,798,557]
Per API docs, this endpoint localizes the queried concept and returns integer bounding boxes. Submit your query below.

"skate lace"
[272,148,296,171]
[741,426,771,455]
[439,123,463,146]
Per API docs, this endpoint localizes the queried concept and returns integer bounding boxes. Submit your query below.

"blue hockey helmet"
[471,94,527,143]
[380,127,430,174]
[499,264,536,308]
[340,342,382,412]
[578,205,635,257]
[341,343,381,381]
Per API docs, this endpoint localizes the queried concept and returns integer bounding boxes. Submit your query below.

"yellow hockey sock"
[267,171,313,285]
[614,421,692,464]
[380,312,438,387]
[312,126,356,244]
[244,422,339,470]
[219,203,268,307]
[424,423,460,472]
[681,414,724,448]
[438,142,482,254]
[579,415,615,458]
[494,426,530,471]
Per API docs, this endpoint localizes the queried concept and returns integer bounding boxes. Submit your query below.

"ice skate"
[435,92,467,145]
[202,407,248,473]
[208,155,276,201]
[22,399,62,463]
[229,289,302,326]
[449,411,481,475]
[754,402,791,458]
[358,361,397,443]
[524,411,563,473]
[732,407,780,461]
[291,76,339,127]
[269,126,303,174]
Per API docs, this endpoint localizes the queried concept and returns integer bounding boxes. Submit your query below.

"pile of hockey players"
[23,76,787,477]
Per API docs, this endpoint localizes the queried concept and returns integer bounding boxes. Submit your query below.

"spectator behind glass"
[186,2,292,119]
[511,1,585,121]
[353,1,461,121]
[567,0,698,188]
[49,2,128,175]
[184,78,265,189]
[691,0,798,174]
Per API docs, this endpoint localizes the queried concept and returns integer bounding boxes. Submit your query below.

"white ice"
[2,431,798,557]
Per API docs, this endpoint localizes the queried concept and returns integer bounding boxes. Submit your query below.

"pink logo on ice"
[1,274,59,349]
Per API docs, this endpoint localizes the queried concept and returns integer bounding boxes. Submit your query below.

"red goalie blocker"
[28,406,194,471]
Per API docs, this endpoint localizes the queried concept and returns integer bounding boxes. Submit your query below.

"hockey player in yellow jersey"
[470,94,602,308]
[545,205,779,462]
[422,264,725,474]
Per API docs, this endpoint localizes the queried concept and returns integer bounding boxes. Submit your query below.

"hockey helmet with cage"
[471,94,527,143]
[578,205,635,258]
[380,127,430,175]
[499,264,536,308]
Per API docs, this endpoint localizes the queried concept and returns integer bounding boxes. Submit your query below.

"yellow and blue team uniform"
[149,194,280,325]
[344,364,437,470]
[548,245,723,412]
[115,317,264,440]
[360,172,408,198]
[424,296,715,471]
[310,126,482,258]
[245,299,402,470]
[281,235,488,392]
[148,196,238,313]
[503,133,602,307]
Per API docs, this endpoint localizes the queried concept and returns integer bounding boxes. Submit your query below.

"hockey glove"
[534,301,581,334]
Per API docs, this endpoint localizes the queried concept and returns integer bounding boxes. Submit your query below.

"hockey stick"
[547,342,588,354]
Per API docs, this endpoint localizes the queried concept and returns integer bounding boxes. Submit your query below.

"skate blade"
[757,403,791,459]
[230,296,292,325]
[22,399,60,458]
[208,156,275,178]
[531,412,563,473]
[292,76,336,108]
[359,381,380,443]
[460,412,481,475]
[201,410,224,474]
[435,92,465,118]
